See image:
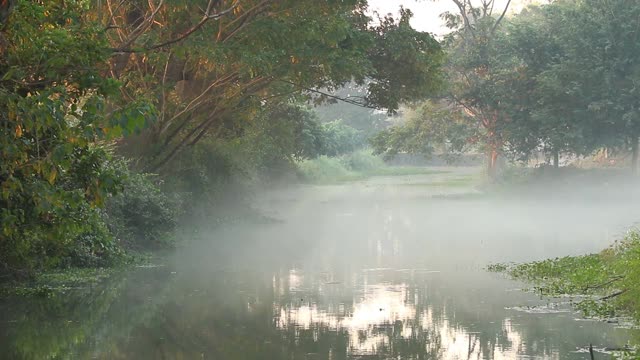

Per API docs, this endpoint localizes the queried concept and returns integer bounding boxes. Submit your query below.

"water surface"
[1,167,639,359]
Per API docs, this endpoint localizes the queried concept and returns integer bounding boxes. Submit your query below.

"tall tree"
[442,0,513,179]
[97,1,444,171]
[499,0,640,172]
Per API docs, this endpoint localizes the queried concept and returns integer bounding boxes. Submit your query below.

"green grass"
[297,150,448,184]
[368,167,448,177]
[399,175,477,188]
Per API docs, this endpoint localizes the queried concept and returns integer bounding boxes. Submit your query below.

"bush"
[320,120,365,157]
[296,156,356,183]
[296,150,389,183]
[614,231,640,320]
[63,208,125,268]
[105,170,181,249]
[340,149,386,173]
[0,146,124,276]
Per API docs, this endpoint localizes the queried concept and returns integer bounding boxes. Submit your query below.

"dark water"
[1,169,639,359]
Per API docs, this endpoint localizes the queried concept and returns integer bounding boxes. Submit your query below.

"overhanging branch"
[278,80,382,111]
[112,0,240,54]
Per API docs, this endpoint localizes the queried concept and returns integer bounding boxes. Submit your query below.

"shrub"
[105,170,181,249]
[63,208,125,268]
[613,231,640,320]
[296,156,356,183]
[0,146,124,276]
[340,149,386,173]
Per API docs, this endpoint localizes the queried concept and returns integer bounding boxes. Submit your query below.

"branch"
[159,72,240,138]
[599,289,627,301]
[278,80,382,110]
[148,75,271,171]
[450,94,479,118]
[219,0,270,42]
[147,1,239,51]
[490,0,512,35]
[115,0,165,52]
[480,0,492,17]
[451,0,476,38]
[583,276,624,292]
[113,0,240,53]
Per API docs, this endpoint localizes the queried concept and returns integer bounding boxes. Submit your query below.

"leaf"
[47,167,57,185]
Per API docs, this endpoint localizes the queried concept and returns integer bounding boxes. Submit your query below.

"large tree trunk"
[632,136,639,175]
[552,149,559,169]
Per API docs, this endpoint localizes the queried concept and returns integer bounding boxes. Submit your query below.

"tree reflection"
[0,263,636,359]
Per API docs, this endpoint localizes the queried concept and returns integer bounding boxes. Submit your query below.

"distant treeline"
[372,0,640,177]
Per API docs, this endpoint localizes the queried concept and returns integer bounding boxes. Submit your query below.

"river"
[1,167,639,359]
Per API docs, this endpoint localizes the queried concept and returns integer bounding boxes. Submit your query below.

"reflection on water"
[270,265,633,360]
[0,254,637,359]
[1,170,640,359]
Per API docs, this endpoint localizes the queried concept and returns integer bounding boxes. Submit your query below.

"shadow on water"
[1,167,640,359]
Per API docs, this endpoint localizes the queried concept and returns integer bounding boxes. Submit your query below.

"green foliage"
[340,149,386,173]
[297,156,358,184]
[314,84,389,136]
[296,149,436,184]
[613,232,640,320]
[403,0,640,173]
[105,167,181,249]
[99,0,443,170]
[365,8,444,113]
[319,120,365,157]
[482,0,640,165]
[489,230,640,321]
[491,254,610,295]
[0,0,445,275]
[370,100,475,160]
[0,1,148,275]
[63,207,124,269]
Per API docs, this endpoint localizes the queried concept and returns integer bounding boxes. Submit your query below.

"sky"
[366,0,539,35]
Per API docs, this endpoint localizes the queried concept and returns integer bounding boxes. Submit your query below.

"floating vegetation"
[0,268,117,298]
[488,231,640,323]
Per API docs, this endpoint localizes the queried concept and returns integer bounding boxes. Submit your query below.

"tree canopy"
[0,0,444,274]
[372,0,640,175]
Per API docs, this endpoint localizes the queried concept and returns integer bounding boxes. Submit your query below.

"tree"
[370,100,475,160]
[441,0,514,179]
[313,83,389,137]
[547,0,640,174]
[97,1,444,171]
[491,4,578,167]
[0,1,124,273]
[497,0,640,172]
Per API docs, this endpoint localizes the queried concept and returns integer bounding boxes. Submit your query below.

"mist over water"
[2,167,640,359]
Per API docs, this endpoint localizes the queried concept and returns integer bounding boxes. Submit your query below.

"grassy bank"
[296,149,446,184]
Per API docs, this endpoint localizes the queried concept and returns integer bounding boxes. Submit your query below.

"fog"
[3,166,640,358]
[4,0,640,358]
[157,167,640,359]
